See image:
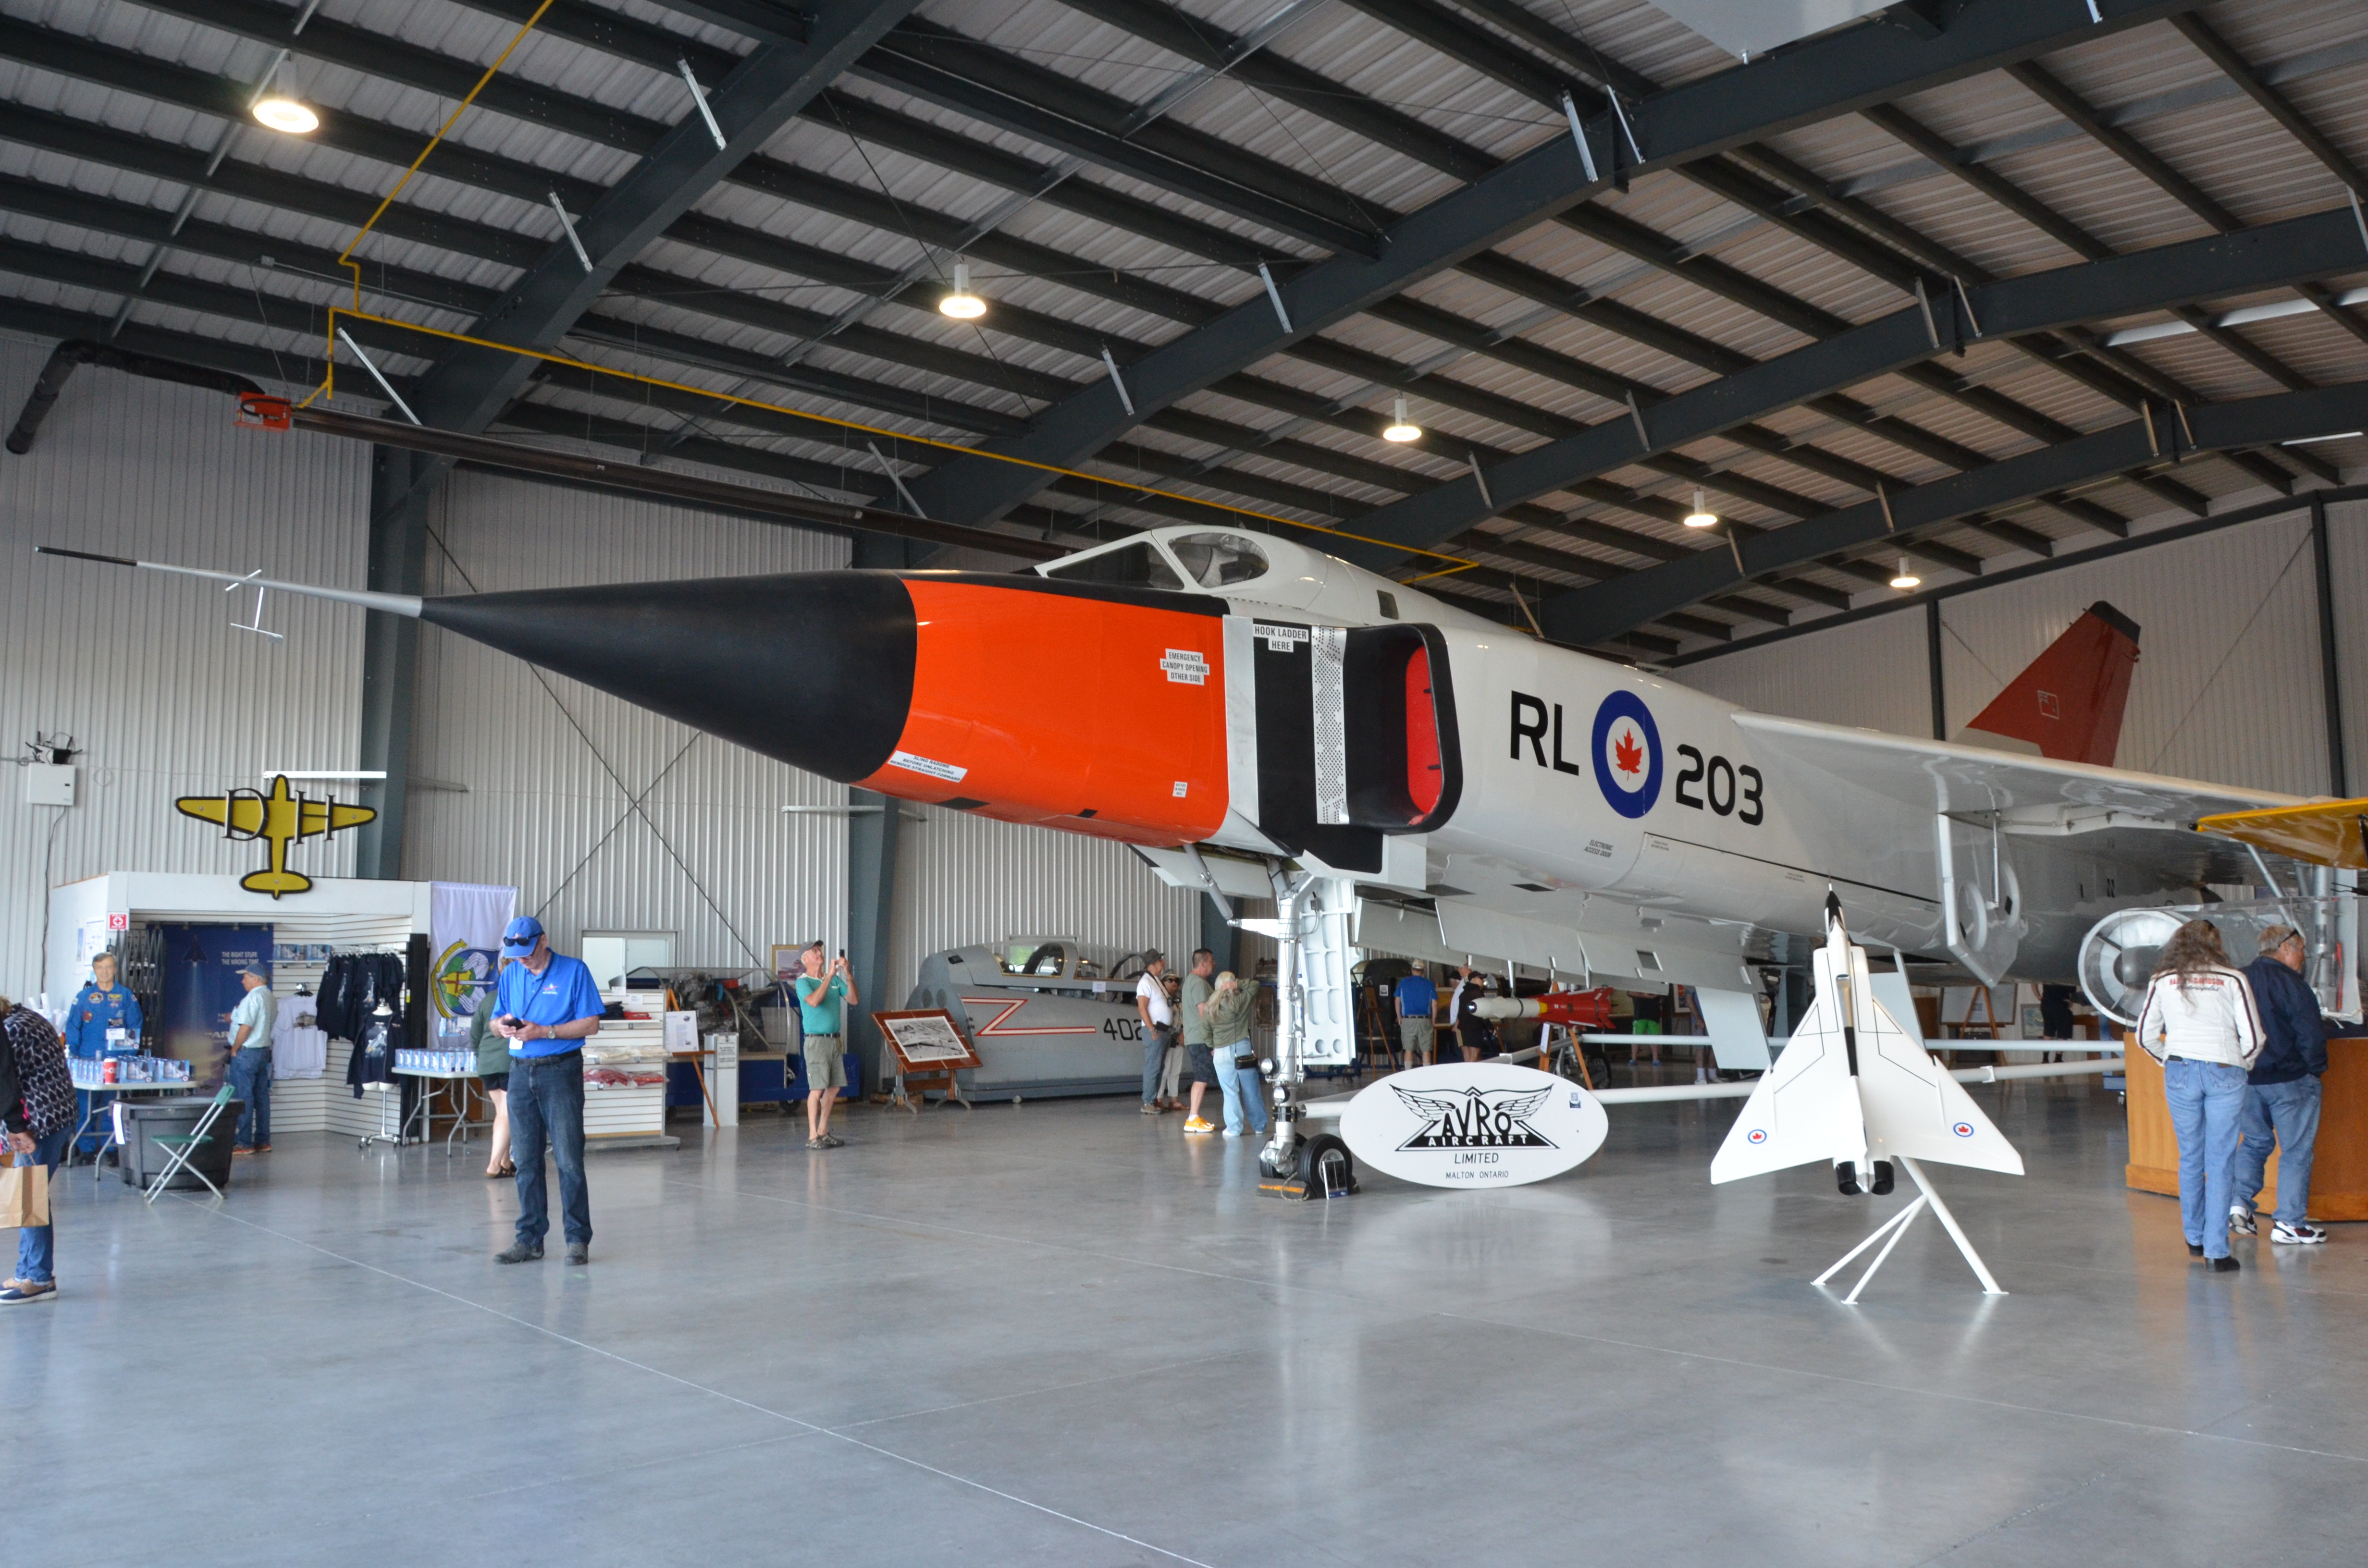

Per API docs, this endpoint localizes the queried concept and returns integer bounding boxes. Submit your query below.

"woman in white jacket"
[2135,920,2264,1272]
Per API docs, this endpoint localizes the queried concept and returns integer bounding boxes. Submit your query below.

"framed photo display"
[872,1008,982,1073]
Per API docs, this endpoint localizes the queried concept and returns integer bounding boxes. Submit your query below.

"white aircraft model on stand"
[1713,894,2023,1300]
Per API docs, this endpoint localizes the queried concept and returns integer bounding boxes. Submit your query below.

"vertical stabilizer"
[1957,600,2140,766]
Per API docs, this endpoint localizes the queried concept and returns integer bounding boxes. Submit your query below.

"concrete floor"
[11,1073,2365,1567]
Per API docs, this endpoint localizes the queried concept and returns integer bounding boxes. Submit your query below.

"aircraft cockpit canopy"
[1165,532,1268,588]
[1041,541,1184,591]
[999,940,1073,978]
[1037,531,1270,596]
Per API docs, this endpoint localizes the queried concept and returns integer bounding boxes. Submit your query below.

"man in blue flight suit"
[63,952,142,1156]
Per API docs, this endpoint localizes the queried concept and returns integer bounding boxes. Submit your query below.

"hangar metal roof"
[0,0,2362,656]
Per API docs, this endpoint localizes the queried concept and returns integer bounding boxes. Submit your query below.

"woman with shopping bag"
[2,993,76,1304]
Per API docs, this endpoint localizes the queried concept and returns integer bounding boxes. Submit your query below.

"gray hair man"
[2232,924,2332,1245]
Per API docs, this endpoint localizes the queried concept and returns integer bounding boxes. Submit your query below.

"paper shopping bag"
[0,1159,49,1229]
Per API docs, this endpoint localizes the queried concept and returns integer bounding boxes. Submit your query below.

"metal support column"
[1926,597,1947,741]
[356,445,431,880]
[845,530,913,1091]
[2311,493,2349,796]
[1200,893,1238,974]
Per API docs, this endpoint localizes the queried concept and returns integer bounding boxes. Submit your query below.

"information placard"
[872,1009,981,1072]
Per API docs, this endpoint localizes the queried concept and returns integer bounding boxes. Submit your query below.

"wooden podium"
[2125,1034,2368,1221]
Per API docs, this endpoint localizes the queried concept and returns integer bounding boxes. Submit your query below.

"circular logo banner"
[1591,690,1662,819]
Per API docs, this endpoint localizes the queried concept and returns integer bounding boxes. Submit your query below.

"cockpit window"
[999,942,1068,977]
[1043,542,1184,591]
[1166,532,1269,588]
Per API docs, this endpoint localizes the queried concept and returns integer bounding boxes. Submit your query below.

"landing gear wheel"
[1297,1133,1358,1200]
[1257,1146,1288,1179]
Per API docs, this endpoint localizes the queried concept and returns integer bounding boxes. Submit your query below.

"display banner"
[1337,1063,1608,1189]
[155,923,272,1088]
[430,882,516,1027]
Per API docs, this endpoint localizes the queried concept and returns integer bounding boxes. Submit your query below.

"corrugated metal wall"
[403,468,852,973]
[0,331,370,998]
[1673,610,1930,735]
[1940,510,2328,794]
[888,806,1203,1006]
[1677,507,2350,798]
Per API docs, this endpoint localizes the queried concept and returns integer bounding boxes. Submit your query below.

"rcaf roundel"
[1591,690,1662,819]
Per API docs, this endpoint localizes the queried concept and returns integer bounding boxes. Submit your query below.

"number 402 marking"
[1673,746,1764,825]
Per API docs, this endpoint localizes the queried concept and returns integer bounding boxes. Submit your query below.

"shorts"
[481,1072,509,1094]
[1399,1018,1434,1060]
[803,1033,848,1091]
[1185,1041,1217,1087]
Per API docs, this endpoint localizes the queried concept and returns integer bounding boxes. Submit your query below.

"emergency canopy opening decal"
[1591,691,1663,819]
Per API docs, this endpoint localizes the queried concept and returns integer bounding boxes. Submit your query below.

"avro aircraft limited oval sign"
[1337,1063,1609,1189]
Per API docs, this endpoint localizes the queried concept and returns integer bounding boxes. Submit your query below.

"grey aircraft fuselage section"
[1205,606,2183,985]
[908,939,1158,1098]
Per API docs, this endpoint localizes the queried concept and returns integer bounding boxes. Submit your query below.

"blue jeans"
[508,1051,591,1248]
[2164,1057,2248,1259]
[2234,1076,2323,1225]
[1142,1024,1172,1106]
[226,1048,272,1147]
[1213,1042,1267,1135]
[15,1126,71,1284]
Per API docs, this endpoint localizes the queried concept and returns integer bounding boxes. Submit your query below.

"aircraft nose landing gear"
[1259,1131,1359,1200]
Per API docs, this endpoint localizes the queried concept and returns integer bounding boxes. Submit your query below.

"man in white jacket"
[2136,920,2263,1272]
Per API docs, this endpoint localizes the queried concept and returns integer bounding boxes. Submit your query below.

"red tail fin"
[1958,601,2140,766]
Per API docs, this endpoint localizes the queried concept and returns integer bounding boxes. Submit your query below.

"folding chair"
[144,1085,235,1203]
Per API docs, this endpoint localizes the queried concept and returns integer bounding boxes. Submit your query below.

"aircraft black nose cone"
[419,571,915,782]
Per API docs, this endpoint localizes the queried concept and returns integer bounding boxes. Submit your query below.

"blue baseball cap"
[501,916,545,957]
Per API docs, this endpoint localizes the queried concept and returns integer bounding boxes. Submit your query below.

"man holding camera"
[489,917,604,1265]
[796,941,857,1150]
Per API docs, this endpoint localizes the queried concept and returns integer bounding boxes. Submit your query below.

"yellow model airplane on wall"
[174,773,376,897]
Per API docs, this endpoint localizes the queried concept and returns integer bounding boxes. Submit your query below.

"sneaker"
[1140,1104,1160,1116]
[252,1144,271,1154]
[565,1242,589,1266]
[0,1281,56,1304]
[2228,1207,2257,1237]
[232,1145,253,1154]
[821,1133,845,1148]
[2272,1221,2329,1246]
[493,1241,544,1264]
[806,1136,827,1149]
[2187,1241,2205,1257]
[1221,1127,1242,1139]
[2206,1255,2242,1274]
[1183,1117,1216,1135]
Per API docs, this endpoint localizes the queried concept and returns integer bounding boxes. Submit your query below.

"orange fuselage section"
[854,579,1231,844]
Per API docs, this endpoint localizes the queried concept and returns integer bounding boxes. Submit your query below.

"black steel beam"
[852,19,1387,256]
[1332,208,2368,564]
[404,1,923,439]
[1542,380,2368,646]
[904,0,2201,527]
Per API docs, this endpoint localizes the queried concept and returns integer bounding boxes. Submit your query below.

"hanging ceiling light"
[1682,488,1718,528]
[1381,393,1421,443]
[938,258,986,320]
[252,93,319,134]
[1889,557,1920,590]
[251,55,318,135]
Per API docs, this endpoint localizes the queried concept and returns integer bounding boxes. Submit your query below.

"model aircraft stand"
[1812,1156,2005,1303]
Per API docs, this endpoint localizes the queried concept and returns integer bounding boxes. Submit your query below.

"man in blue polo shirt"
[488,917,604,1265]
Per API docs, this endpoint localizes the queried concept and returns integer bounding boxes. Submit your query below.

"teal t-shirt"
[795,973,848,1036]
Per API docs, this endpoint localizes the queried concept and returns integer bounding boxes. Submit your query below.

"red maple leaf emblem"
[1613,728,1643,775]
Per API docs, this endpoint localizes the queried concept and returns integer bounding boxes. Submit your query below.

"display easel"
[874,1009,982,1113]
[1812,1157,2005,1303]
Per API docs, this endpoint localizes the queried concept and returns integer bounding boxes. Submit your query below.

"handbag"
[0,1157,49,1229]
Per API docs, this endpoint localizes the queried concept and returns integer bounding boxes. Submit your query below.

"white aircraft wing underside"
[1730,712,2299,823]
